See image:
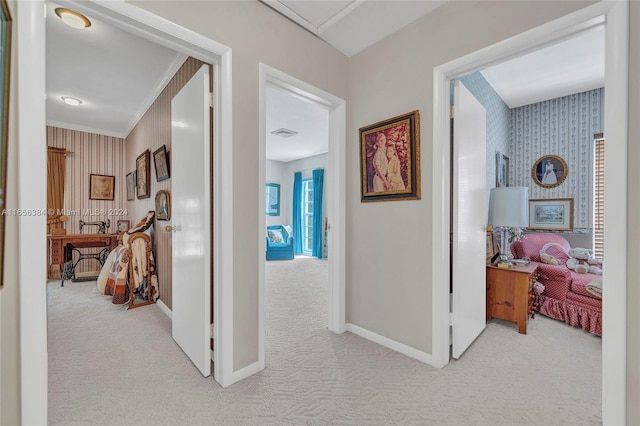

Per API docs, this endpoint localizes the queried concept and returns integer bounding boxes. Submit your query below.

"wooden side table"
[486,261,539,334]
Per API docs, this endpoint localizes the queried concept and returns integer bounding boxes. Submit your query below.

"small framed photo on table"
[116,220,130,234]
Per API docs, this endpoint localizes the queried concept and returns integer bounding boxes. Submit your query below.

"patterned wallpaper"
[126,57,208,309]
[457,72,512,195]
[47,127,127,274]
[455,74,604,233]
[511,88,604,230]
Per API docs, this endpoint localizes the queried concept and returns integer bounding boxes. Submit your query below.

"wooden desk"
[486,261,539,334]
[47,234,118,285]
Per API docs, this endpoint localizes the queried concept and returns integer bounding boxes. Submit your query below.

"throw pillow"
[539,242,571,266]
[268,229,284,243]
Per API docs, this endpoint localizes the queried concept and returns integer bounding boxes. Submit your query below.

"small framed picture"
[529,198,574,231]
[126,172,135,201]
[136,150,150,199]
[116,220,130,234]
[265,183,280,216]
[153,145,170,182]
[89,174,115,200]
[155,190,171,221]
[496,152,509,187]
[486,231,495,262]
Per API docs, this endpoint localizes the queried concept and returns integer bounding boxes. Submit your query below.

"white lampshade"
[488,187,529,227]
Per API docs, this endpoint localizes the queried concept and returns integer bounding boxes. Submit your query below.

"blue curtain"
[292,172,302,254]
[312,169,324,258]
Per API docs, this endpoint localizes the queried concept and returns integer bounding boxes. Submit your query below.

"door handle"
[165,225,177,232]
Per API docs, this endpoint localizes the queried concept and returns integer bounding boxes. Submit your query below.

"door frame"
[18,0,236,422]
[258,64,347,370]
[431,2,628,424]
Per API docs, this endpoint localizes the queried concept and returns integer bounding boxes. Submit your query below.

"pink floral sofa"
[511,233,602,336]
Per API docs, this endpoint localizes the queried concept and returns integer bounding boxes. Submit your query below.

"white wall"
[130,0,348,371]
[347,1,600,354]
[627,2,640,422]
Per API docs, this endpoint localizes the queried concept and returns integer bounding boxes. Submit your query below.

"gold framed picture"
[531,155,568,188]
[359,110,421,202]
[89,174,115,200]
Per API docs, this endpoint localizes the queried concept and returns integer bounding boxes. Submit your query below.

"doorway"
[17,1,233,421]
[258,64,347,370]
[433,2,628,423]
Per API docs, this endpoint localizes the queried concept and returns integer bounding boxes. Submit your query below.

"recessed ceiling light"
[61,96,83,106]
[55,8,91,29]
[271,128,298,138]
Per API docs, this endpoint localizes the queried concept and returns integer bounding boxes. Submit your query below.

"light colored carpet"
[48,257,601,425]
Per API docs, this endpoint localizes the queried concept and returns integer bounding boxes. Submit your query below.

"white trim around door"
[431,2,628,424]
[258,63,347,371]
[19,1,236,423]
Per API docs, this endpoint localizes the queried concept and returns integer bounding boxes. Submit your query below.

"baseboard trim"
[345,323,440,367]
[156,299,172,320]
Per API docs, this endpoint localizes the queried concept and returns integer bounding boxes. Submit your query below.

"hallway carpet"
[48,256,601,425]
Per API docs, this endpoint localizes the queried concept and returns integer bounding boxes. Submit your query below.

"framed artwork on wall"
[495,151,509,187]
[359,110,421,202]
[136,149,150,199]
[532,154,568,188]
[528,198,574,231]
[89,174,115,200]
[265,183,280,216]
[155,190,171,221]
[126,171,135,201]
[153,145,170,182]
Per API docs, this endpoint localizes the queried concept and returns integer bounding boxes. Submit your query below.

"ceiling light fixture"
[271,128,298,138]
[61,96,83,106]
[55,8,92,29]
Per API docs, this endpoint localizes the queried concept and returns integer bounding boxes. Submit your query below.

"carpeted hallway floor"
[48,256,601,425]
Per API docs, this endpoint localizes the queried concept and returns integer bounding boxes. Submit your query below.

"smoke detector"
[271,128,298,138]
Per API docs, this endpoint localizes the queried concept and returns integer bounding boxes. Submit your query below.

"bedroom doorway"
[433,2,628,423]
[258,64,347,371]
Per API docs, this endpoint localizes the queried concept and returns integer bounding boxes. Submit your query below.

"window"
[302,178,313,255]
[594,133,604,259]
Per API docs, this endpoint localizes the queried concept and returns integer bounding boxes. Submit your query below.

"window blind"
[594,133,604,259]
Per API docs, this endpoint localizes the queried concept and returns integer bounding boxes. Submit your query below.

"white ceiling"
[480,27,605,108]
[46,1,605,160]
[266,85,329,162]
[261,0,447,57]
[46,2,186,138]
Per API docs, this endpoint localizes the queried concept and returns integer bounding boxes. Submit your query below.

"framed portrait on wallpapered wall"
[359,110,421,202]
[136,149,150,199]
[532,155,568,188]
[153,145,170,182]
[496,151,509,187]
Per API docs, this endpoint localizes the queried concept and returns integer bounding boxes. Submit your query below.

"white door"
[170,65,211,376]
[452,80,487,359]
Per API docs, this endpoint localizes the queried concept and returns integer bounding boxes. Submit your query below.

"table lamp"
[488,187,529,265]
